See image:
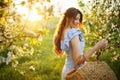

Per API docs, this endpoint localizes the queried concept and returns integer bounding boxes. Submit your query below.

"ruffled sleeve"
[61,28,83,51]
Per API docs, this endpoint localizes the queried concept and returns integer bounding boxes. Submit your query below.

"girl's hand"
[94,39,108,50]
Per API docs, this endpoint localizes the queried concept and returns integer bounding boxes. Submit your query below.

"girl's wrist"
[93,46,99,51]
[92,46,99,52]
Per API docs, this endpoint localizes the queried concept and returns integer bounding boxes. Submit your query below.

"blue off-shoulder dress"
[61,28,85,80]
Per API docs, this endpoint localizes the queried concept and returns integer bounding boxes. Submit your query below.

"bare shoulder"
[65,28,70,33]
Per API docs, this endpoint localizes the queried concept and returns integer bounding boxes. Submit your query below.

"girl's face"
[70,13,81,28]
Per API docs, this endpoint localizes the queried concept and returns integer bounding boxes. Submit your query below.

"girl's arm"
[70,35,107,65]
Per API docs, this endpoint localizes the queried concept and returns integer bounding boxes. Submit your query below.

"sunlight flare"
[14,0,43,22]
[27,9,43,21]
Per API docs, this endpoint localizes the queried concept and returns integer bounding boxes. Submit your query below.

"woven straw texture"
[65,61,117,80]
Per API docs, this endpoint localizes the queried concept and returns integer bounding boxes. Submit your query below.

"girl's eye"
[76,17,80,20]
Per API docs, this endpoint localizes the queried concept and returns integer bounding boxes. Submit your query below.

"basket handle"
[74,49,104,69]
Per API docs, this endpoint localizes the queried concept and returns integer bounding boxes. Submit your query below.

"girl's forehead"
[76,14,80,18]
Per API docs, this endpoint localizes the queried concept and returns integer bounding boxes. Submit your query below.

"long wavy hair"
[53,7,83,57]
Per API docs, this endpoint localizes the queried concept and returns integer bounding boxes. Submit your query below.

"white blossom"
[6,52,12,65]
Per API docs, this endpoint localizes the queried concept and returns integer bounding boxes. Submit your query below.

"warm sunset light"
[14,0,43,22]
[51,0,79,17]
[27,9,43,21]
[14,0,79,20]
[15,6,43,21]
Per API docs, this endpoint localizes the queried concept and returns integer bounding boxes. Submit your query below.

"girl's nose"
[75,20,79,24]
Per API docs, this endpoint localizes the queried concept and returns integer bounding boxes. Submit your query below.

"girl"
[53,7,108,80]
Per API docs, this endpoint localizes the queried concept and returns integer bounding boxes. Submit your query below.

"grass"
[0,30,65,80]
[0,29,119,80]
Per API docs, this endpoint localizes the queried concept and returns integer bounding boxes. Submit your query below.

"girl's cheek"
[74,20,79,25]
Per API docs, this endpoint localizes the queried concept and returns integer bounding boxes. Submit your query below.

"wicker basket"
[65,61,117,80]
